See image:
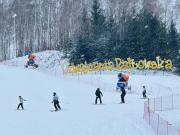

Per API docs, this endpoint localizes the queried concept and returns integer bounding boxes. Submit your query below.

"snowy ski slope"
[0,51,180,135]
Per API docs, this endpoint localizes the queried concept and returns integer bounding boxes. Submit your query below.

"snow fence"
[144,95,180,135]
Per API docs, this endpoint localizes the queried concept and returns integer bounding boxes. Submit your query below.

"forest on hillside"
[0,0,179,73]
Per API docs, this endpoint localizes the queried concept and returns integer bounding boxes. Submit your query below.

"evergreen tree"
[81,7,90,37]
[68,0,179,74]
[94,14,118,62]
[156,22,168,58]
[70,0,107,64]
[175,33,180,74]
[91,0,106,39]
[122,14,141,60]
[105,14,118,60]
[138,9,165,59]
[89,0,106,62]
[123,9,168,60]
[167,20,179,61]
[69,8,91,64]
[70,35,90,64]
[63,39,73,58]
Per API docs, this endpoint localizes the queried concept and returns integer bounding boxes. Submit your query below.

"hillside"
[0,51,180,135]
[0,50,68,75]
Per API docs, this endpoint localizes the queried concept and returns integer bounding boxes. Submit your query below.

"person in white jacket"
[52,92,61,111]
[17,96,27,110]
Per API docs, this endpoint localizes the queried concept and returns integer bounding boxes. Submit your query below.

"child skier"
[17,96,27,110]
[116,73,129,103]
[52,92,61,111]
[142,86,147,98]
[95,88,103,104]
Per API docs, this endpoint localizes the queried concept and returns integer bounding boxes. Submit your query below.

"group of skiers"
[17,92,61,111]
[17,72,147,111]
[95,73,129,105]
[20,54,147,110]
[95,73,147,105]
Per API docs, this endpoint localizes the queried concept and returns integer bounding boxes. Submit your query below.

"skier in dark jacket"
[52,92,61,111]
[117,73,128,103]
[95,88,103,104]
[17,96,27,110]
[142,86,147,98]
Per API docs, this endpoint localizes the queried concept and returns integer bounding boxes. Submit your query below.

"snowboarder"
[52,92,61,111]
[17,96,27,110]
[142,86,147,98]
[25,53,38,68]
[95,88,103,104]
[116,73,129,103]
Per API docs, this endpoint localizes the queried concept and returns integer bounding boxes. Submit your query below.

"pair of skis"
[16,109,61,112]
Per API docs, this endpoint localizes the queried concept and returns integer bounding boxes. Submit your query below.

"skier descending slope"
[17,96,27,110]
[116,73,129,103]
[95,88,103,104]
[52,92,61,111]
[142,86,147,98]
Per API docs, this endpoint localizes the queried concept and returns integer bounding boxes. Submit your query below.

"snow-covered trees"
[70,0,180,69]
[0,0,180,73]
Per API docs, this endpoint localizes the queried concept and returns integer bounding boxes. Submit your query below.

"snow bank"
[0,50,68,75]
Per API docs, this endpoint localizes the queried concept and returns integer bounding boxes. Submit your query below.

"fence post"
[148,98,150,125]
[154,98,155,112]
[157,114,160,135]
[167,121,169,135]
[161,96,163,111]
[172,94,174,110]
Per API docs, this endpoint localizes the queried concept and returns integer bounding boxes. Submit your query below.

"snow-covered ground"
[67,72,180,97]
[0,50,68,75]
[0,51,180,135]
[0,65,156,135]
[158,110,180,129]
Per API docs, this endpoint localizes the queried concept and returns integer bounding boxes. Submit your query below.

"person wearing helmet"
[117,73,129,103]
[52,92,61,111]
[95,88,103,104]
[142,86,147,98]
[17,96,27,110]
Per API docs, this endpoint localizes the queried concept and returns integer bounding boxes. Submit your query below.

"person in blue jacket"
[116,73,127,103]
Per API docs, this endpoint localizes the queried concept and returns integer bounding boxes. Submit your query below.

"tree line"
[69,0,180,73]
[0,0,179,73]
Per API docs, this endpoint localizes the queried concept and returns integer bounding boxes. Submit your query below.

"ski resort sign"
[65,56,173,74]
